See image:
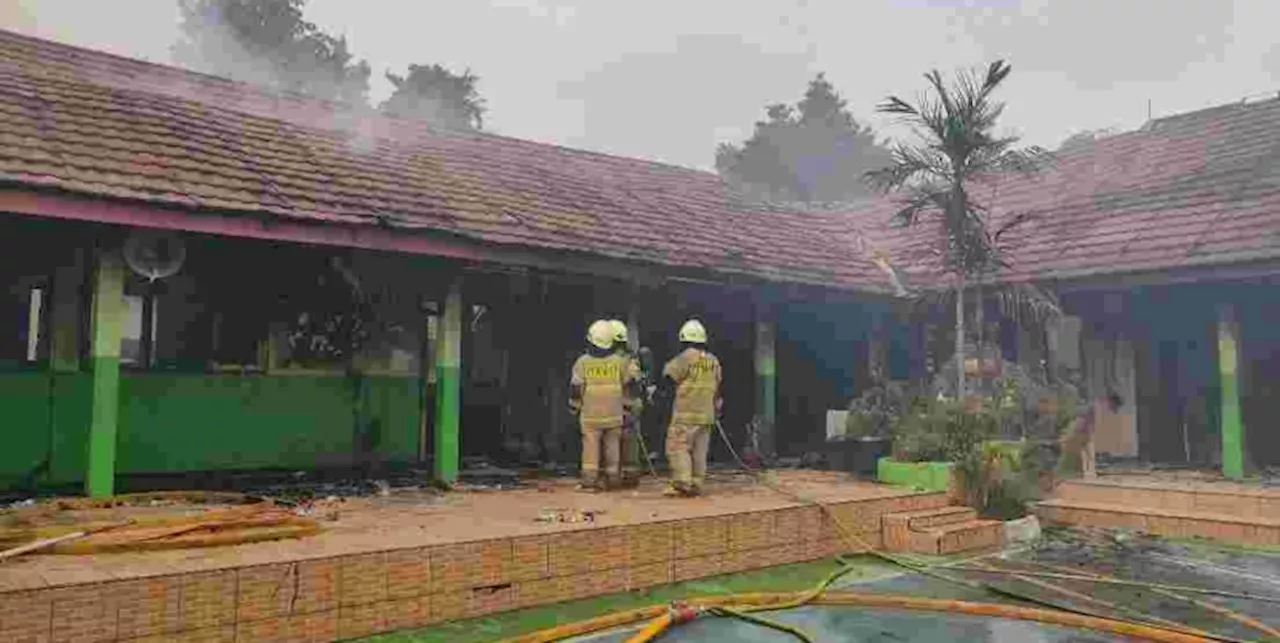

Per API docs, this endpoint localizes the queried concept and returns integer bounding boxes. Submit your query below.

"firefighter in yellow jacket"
[660,319,723,497]
[569,320,639,492]
[609,320,645,488]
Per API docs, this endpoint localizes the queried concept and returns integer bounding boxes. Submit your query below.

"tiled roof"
[3,29,1278,293]
[0,29,896,292]
[835,95,1280,285]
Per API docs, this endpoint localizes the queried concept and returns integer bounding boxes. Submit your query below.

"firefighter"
[569,320,635,492]
[609,319,646,488]
[659,319,723,497]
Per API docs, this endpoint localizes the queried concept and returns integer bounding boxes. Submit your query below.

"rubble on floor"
[456,458,525,490]
[246,478,401,504]
[536,507,607,524]
[0,491,323,557]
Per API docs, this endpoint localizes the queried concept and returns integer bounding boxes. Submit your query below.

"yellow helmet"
[587,320,614,350]
[609,319,628,345]
[679,319,708,344]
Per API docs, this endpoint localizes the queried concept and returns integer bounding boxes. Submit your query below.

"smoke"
[170,1,370,105]
[328,109,384,155]
[17,0,465,161]
[163,1,396,154]
[170,5,283,93]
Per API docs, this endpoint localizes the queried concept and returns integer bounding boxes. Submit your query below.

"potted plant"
[833,382,904,477]
[878,396,957,492]
[879,395,1004,498]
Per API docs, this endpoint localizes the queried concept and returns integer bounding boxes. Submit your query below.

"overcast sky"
[4,0,1279,170]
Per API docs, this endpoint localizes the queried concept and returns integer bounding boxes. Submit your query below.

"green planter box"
[876,457,954,492]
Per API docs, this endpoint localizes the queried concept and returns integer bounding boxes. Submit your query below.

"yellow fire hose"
[500,590,1225,643]
[501,419,1266,643]
[699,421,1261,643]
[940,564,1280,605]
[621,613,672,643]
[967,560,1199,635]
[1031,560,1280,640]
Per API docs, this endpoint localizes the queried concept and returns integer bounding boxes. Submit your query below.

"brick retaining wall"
[0,491,947,642]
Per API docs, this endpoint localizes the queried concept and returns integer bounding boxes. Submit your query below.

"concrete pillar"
[86,250,125,498]
[1113,339,1139,456]
[754,314,777,457]
[626,304,640,354]
[433,278,463,484]
[50,249,85,373]
[867,308,888,386]
[418,311,439,463]
[1050,315,1083,374]
[1093,338,1139,458]
[1218,305,1245,480]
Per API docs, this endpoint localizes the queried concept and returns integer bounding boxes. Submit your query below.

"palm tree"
[866,60,1052,397]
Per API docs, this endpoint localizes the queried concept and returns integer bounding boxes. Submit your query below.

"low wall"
[0,372,423,487]
[0,492,949,642]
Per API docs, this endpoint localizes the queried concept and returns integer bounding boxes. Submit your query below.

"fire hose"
[500,590,1225,643]
[503,416,1267,642]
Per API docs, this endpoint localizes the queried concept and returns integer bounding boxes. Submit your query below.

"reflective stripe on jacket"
[571,353,632,429]
[662,347,721,425]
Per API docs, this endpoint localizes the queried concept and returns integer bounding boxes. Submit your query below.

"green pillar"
[86,251,125,497]
[1217,305,1245,480]
[433,278,463,484]
[755,316,777,457]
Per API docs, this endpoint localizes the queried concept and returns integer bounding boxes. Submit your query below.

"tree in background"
[173,0,371,105]
[381,64,486,130]
[716,73,893,202]
[866,61,1052,398]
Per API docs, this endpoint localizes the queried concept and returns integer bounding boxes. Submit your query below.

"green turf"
[357,556,904,643]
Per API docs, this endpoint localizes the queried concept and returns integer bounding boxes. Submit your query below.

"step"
[906,519,1004,556]
[1055,480,1280,516]
[1034,499,1280,547]
[882,506,978,552]
[884,505,979,529]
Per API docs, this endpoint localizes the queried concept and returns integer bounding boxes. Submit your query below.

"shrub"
[929,349,1064,441]
[889,364,1088,519]
[889,397,999,463]
[889,391,1054,519]
[955,439,1053,519]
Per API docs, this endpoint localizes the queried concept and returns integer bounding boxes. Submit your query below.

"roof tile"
[3,29,1279,290]
[830,95,1280,283]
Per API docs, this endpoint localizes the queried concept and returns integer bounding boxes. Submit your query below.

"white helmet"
[608,319,629,345]
[587,320,614,350]
[679,319,708,344]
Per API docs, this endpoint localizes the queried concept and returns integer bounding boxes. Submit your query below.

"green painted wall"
[0,372,60,482]
[50,373,93,483]
[0,373,422,488]
[0,372,93,486]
